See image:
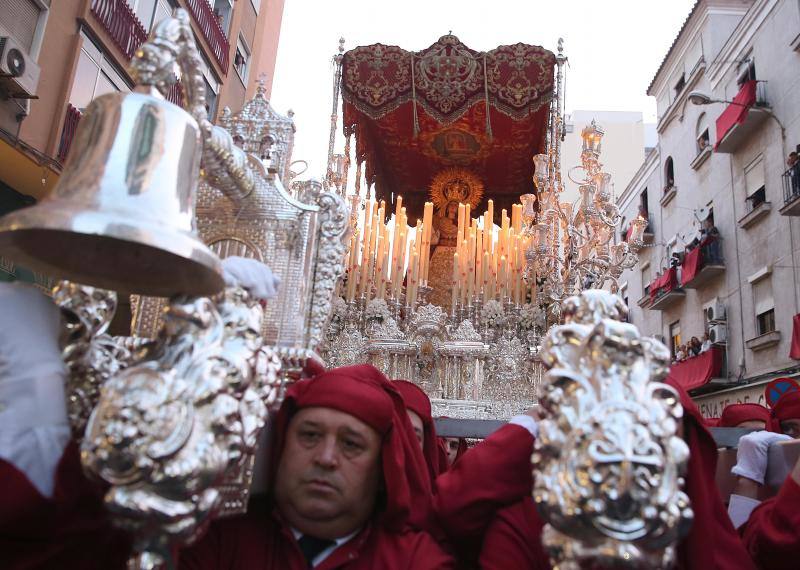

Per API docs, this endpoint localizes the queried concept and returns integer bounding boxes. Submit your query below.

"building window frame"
[234,35,251,85]
[669,321,682,359]
[69,31,132,112]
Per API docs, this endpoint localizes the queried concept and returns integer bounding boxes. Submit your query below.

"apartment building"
[617,0,800,416]
[0,0,285,286]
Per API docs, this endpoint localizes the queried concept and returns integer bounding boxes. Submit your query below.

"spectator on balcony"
[789,151,799,195]
[675,344,688,363]
[701,332,713,353]
[700,218,722,264]
[689,336,702,357]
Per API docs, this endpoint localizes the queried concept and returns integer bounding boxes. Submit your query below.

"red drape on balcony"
[667,346,724,392]
[790,314,800,360]
[649,267,678,302]
[681,246,702,286]
[714,80,757,150]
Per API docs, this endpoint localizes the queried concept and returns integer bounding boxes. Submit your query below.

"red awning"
[714,80,757,150]
[668,346,724,392]
[342,35,555,220]
[790,314,800,360]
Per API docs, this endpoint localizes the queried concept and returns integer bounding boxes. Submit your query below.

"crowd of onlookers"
[673,332,714,364]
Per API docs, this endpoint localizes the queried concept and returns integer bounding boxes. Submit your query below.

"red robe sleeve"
[0,441,131,569]
[741,476,800,569]
[479,499,551,570]
[433,424,534,562]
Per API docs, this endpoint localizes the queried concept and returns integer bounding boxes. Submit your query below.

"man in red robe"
[720,403,770,430]
[393,379,447,481]
[441,436,468,468]
[736,392,800,569]
[0,264,453,569]
[479,379,757,570]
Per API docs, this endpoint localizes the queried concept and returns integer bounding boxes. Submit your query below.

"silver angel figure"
[533,290,693,568]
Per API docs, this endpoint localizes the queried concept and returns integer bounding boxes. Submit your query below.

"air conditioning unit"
[0,35,41,99]
[706,300,726,323]
[709,323,727,344]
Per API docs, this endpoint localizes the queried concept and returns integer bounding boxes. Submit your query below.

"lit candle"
[395,195,403,217]
[482,251,490,301]
[452,251,460,310]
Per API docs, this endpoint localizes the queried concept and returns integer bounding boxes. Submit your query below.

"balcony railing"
[185,0,230,73]
[165,81,185,108]
[90,0,148,61]
[681,236,724,289]
[782,165,800,216]
[57,104,83,164]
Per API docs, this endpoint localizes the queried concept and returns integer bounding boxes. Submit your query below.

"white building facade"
[616,0,800,416]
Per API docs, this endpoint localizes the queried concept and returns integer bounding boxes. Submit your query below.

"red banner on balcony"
[790,314,800,360]
[714,80,757,150]
[668,346,724,392]
[681,246,702,286]
[649,267,678,302]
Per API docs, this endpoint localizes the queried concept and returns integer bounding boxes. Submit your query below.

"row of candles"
[343,195,537,310]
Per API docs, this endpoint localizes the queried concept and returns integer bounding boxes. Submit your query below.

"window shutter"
[744,156,765,197]
[0,0,42,51]
[753,277,774,316]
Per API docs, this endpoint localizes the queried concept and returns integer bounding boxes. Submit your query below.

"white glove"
[0,282,70,497]
[221,256,281,300]
[731,430,792,484]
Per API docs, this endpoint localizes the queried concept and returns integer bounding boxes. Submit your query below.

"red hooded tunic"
[1,365,453,569]
[479,379,757,570]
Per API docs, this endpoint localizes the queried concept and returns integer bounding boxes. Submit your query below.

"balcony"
[647,267,686,311]
[185,0,230,72]
[165,81,185,108]
[714,80,769,154]
[681,237,724,289]
[57,105,82,164]
[90,0,148,61]
[781,166,800,216]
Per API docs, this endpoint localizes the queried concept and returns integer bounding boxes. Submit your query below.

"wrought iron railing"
[57,104,83,164]
[90,0,148,61]
[166,81,185,108]
[184,0,230,73]
[783,165,800,205]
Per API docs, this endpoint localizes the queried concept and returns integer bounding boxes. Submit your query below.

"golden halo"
[429,167,484,212]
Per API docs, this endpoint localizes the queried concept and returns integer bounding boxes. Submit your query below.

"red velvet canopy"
[342,35,556,221]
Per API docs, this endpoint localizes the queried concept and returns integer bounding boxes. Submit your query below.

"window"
[674,73,686,96]
[197,51,219,120]
[695,113,710,154]
[753,276,775,335]
[234,36,250,83]
[640,188,649,216]
[745,156,766,211]
[670,321,682,358]
[664,157,675,191]
[737,58,756,87]
[127,0,172,32]
[641,264,651,298]
[213,0,234,36]
[69,32,130,111]
[0,0,46,56]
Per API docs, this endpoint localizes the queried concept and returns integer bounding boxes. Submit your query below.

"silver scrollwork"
[533,290,693,568]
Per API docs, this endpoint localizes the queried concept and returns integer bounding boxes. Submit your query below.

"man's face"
[274,407,382,539]
[407,410,425,449]
[737,420,766,430]
[780,418,800,439]
[445,437,460,466]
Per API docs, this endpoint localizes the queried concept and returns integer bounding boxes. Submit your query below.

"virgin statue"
[426,168,484,309]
